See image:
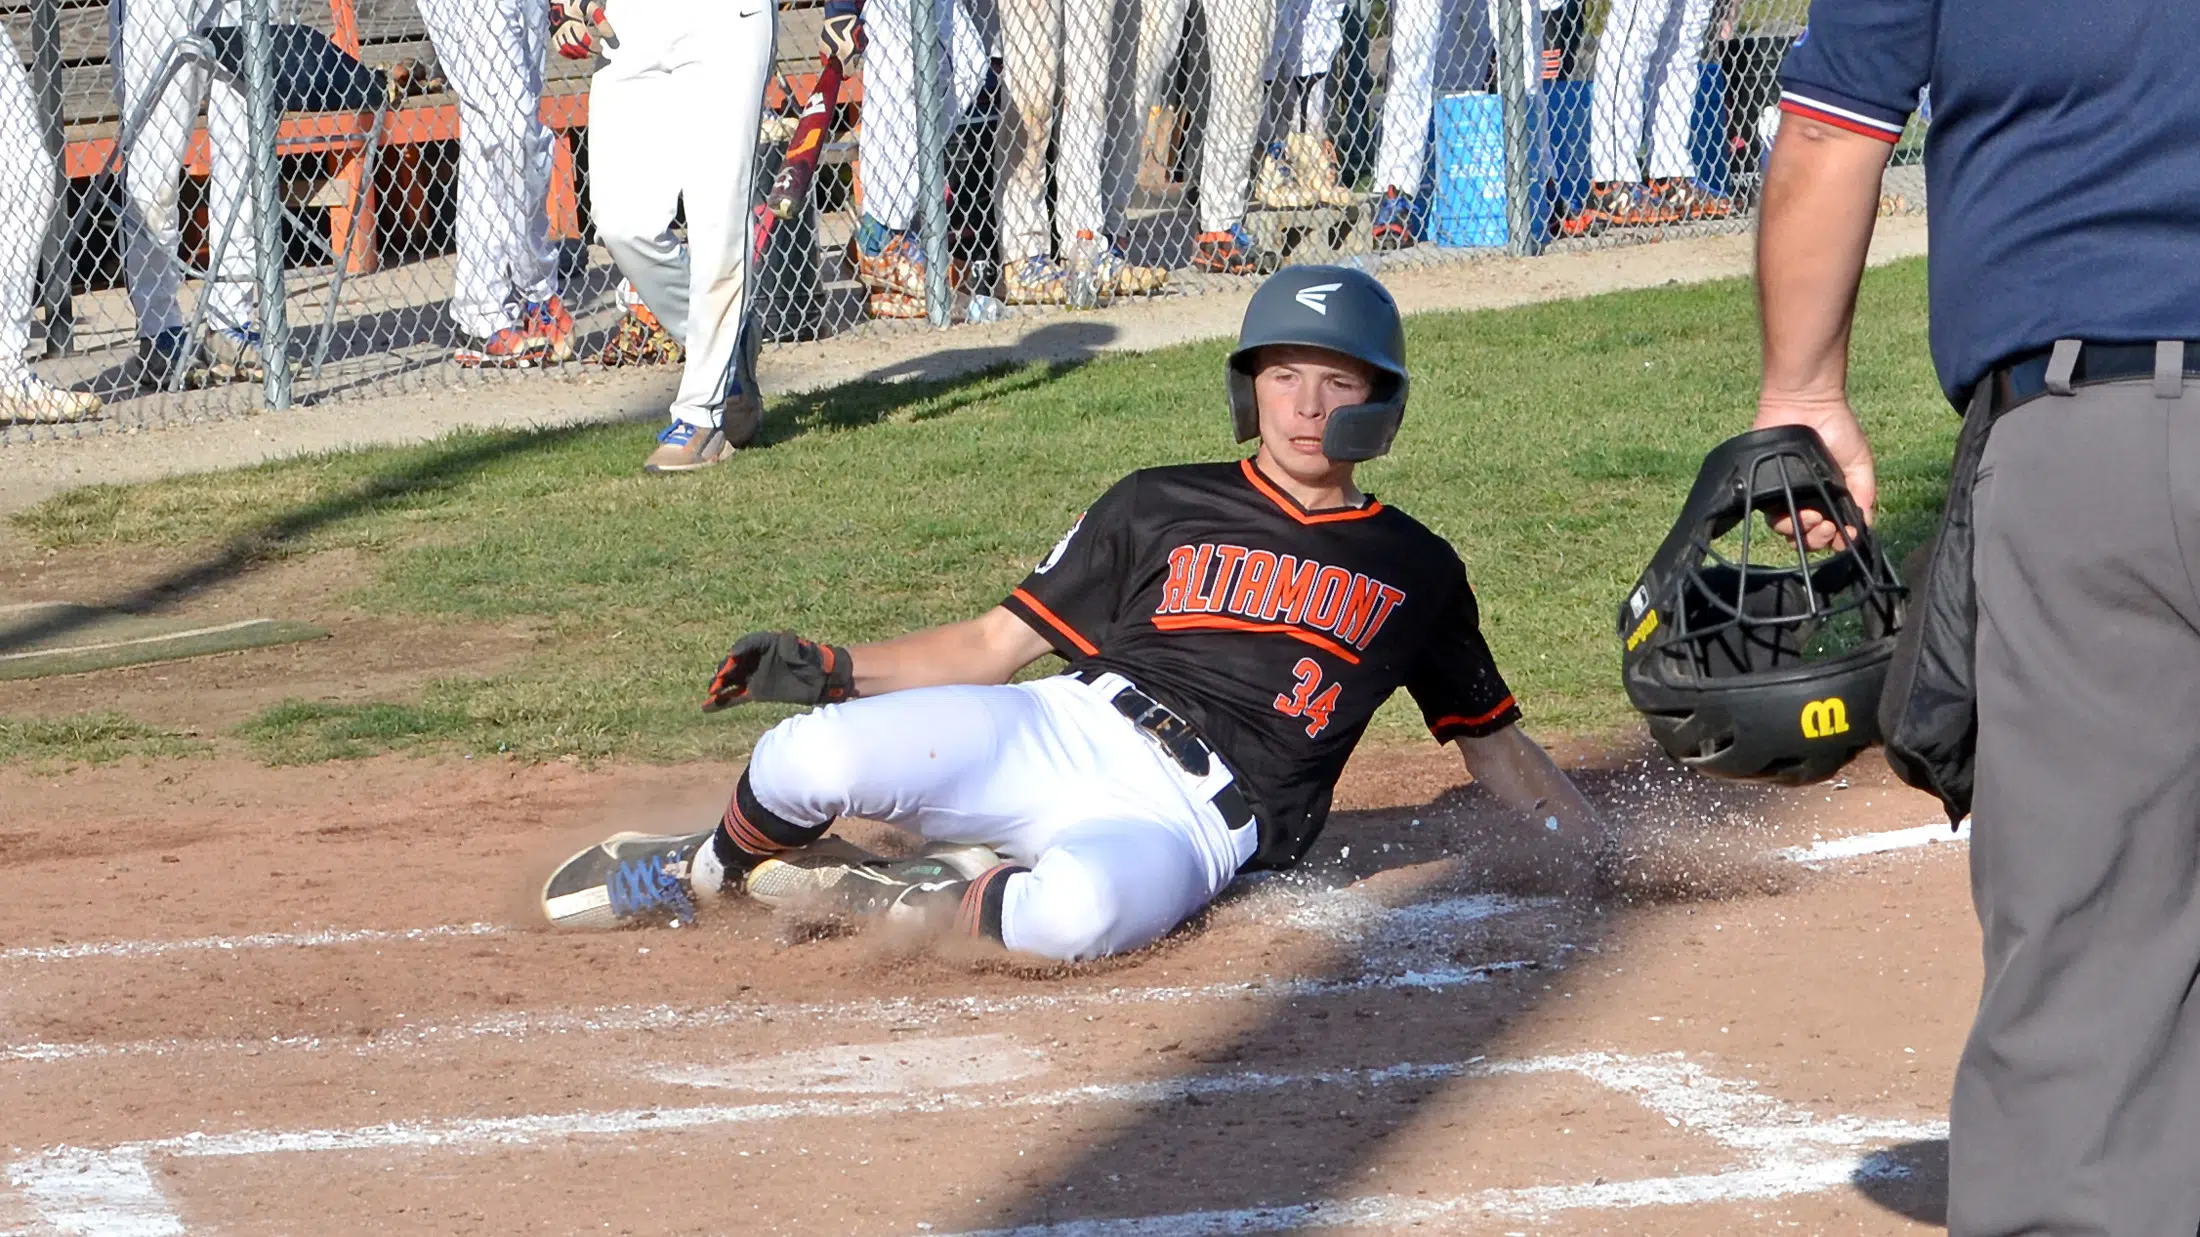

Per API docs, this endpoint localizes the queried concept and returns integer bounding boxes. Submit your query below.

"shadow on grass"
[0,422,603,657]
[759,320,1123,443]
[959,754,1808,1233]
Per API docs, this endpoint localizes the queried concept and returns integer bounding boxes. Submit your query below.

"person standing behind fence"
[109,0,270,389]
[1251,0,1356,214]
[846,0,986,319]
[418,0,573,368]
[1124,0,1279,275]
[561,0,772,474]
[1368,0,1554,250]
[1555,0,1729,237]
[0,29,100,423]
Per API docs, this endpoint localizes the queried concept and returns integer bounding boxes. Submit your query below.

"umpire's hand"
[703,631,857,711]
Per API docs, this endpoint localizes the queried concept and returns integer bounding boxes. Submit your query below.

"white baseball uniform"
[1588,0,1714,185]
[1374,0,1553,195]
[1126,0,1277,233]
[587,0,774,429]
[1264,0,1343,121]
[0,29,53,384]
[995,0,1117,260]
[417,0,561,339]
[108,0,270,338]
[854,0,987,233]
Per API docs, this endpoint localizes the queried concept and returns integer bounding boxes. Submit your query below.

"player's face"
[1251,346,1376,481]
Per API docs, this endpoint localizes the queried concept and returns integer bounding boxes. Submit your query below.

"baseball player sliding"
[545,266,1608,961]
[564,0,771,473]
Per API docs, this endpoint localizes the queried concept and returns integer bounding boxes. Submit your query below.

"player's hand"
[1753,393,1876,550]
[550,1,607,59]
[819,0,864,61]
[703,631,857,712]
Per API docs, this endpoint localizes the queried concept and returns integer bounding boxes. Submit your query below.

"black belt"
[1986,341,2200,415]
[1073,667,1258,835]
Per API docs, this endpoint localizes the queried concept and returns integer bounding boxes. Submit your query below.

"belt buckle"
[1119,694,1211,779]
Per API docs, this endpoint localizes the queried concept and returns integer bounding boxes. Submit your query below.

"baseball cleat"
[1648,178,1734,223]
[1557,181,1648,237]
[642,420,734,473]
[524,295,577,363]
[744,839,1000,926]
[1370,188,1420,250]
[541,829,712,929]
[454,324,551,368]
[597,303,685,366]
[1192,225,1278,276]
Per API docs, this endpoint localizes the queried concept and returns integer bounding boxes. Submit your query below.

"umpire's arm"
[846,605,1055,695]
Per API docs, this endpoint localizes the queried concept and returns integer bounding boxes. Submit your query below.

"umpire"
[1755,3,2200,1234]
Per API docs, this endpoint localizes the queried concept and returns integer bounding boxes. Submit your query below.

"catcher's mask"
[1620,426,1906,785]
[1227,266,1409,462]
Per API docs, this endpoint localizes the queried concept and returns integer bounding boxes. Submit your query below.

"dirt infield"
[0,738,1974,1236]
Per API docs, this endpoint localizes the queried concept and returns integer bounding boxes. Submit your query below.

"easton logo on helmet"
[1295,282,1345,314]
[1800,697,1851,739]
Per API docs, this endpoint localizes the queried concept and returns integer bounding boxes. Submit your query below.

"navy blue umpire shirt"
[1778,1,2200,406]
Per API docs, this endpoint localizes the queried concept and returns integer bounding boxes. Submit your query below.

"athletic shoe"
[1192,224,1277,275]
[1371,187,1420,250]
[597,303,685,366]
[525,295,576,362]
[201,326,266,384]
[454,324,550,368]
[127,327,197,390]
[1556,181,1645,238]
[1003,253,1069,305]
[1648,178,1734,222]
[0,375,100,423]
[642,420,733,473]
[541,829,711,929]
[745,840,1000,927]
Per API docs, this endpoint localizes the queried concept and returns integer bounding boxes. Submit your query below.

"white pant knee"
[745,704,866,826]
[1000,848,1124,962]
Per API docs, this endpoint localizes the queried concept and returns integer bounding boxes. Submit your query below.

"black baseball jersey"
[1002,460,1520,869]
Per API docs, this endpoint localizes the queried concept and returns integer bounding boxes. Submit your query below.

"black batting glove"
[818,2,864,61]
[703,631,856,712]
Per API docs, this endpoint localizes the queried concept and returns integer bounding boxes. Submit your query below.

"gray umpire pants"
[1956,355,2200,1237]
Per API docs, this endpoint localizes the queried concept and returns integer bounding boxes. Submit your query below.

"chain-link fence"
[0,0,1925,442]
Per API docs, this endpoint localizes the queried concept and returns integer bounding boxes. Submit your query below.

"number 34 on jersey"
[1274,657,1343,737]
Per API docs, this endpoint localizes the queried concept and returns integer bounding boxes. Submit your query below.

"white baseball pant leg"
[747,674,1257,962]
[588,0,773,428]
[418,0,558,338]
[0,32,54,385]
[110,0,257,337]
[1589,0,1712,183]
[1192,0,1276,232]
[994,0,1060,259]
[856,0,986,232]
[1374,0,1544,194]
[1053,0,1116,242]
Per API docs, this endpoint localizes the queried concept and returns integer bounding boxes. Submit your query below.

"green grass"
[0,714,209,766]
[7,257,1955,764]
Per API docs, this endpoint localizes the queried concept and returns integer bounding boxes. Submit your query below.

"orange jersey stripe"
[1430,696,1519,734]
[1010,588,1100,657]
[1151,612,1363,666]
[1239,459,1385,525]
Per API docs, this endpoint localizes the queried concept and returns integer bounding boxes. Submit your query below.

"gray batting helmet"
[1226,265,1409,461]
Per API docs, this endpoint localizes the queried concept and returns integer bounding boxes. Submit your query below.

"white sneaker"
[0,375,101,424]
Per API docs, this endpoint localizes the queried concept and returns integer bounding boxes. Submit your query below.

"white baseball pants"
[0,30,53,384]
[417,0,559,338]
[1374,0,1548,194]
[1126,0,1277,233]
[747,672,1259,962]
[109,0,265,337]
[994,0,1117,258]
[588,0,774,428]
[855,0,987,232]
[1588,0,1713,183]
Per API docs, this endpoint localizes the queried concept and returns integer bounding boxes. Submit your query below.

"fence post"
[241,0,293,408]
[914,0,950,326]
[29,0,71,356]
[1494,0,1544,257]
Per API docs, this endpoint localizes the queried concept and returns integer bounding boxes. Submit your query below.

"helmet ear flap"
[1228,363,1260,442]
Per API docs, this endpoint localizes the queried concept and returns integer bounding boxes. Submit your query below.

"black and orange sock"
[714,770,831,874]
[954,863,1027,943]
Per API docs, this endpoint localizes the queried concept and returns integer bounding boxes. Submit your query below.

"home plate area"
[0,761,1973,1236]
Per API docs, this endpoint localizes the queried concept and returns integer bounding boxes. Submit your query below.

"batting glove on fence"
[704,631,857,712]
[819,0,865,61]
[551,1,608,59]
